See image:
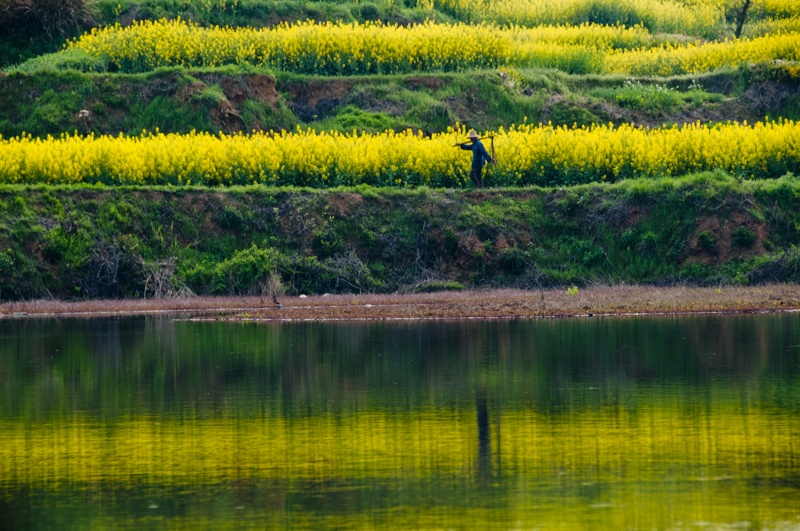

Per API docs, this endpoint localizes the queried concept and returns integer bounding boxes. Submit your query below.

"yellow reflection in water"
[3,408,797,483]
[2,404,799,528]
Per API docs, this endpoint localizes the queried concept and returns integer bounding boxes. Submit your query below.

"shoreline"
[2,284,800,321]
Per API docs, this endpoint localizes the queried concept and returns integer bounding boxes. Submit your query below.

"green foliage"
[313,230,344,258]
[746,246,800,284]
[43,225,93,268]
[29,99,72,132]
[0,249,17,298]
[547,100,601,127]
[612,79,683,112]
[190,84,227,106]
[591,77,709,115]
[1,65,793,141]
[329,106,399,133]
[405,100,454,133]
[697,230,717,251]
[0,247,44,299]
[134,94,216,135]
[583,2,643,28]
[497,246,526,275]
[412,280,464,293]
[0,35,62,70]
[732,226,756,247]
[359,4,380,20]
[8,49,108,73]
[638,230,659,254]
[3,171,800,300]
[215,206,246,231]
[679,261,711,283]
[186,244,282,295]
[241,99,299,131]
[0,73,93,136]
[8,195,28,215]
[443,228,459,256]
[0,0,98,68]
[0,248,14,274]
[0,0,97,39]
[682,78,725,106]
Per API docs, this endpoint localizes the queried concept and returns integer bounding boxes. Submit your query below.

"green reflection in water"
[1,314,800,529]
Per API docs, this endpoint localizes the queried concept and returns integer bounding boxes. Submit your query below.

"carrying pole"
[453,135,495,147]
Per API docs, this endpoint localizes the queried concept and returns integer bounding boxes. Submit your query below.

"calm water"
[1,314,800,530]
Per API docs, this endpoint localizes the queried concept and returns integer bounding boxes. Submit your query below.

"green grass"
[4,65,787,139]
[1,171,799,300]
[590,78,726,114]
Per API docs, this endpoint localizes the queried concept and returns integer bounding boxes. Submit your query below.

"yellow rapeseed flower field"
[66,19,653,74]
[606,31,800,75]
[1,122,797,187]
[743,15,800,38]
[435,0,725,37]
[689,0,797,10]
[64,19,800,76]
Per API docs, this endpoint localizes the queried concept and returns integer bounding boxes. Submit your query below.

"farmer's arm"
[460,144,473,151]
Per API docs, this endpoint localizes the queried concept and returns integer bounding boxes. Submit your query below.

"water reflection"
[5,315,799,418]
[476,389,492,482]
[1,314,800,529]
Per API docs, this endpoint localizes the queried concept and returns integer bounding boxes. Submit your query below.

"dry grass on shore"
[2,284,800,321]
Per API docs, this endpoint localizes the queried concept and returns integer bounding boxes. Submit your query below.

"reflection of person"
[476,390,491,481]
[458,129,494,188]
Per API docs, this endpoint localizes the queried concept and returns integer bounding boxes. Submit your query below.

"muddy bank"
[3,284,800,321]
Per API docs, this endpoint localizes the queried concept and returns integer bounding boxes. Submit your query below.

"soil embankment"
[2,66,798,139]
[2,175,800,301]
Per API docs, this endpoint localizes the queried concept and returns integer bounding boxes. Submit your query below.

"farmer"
[457,129,494,188]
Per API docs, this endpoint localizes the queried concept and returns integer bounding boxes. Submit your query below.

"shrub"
[359,4,381,20]
[0,0,97,39]
[210,244,283,295]
[10,49,107,73]
[697,230,717,251]
[331,106,398,133]
[614,79,682,112]
[732,226,757,247]
[412,280,464,293]
[547,101,601,127]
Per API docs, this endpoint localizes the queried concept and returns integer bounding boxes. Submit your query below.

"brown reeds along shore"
[2,284,800,320]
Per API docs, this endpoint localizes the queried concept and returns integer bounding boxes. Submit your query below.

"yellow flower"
[65,18,800,76]
[1,121,798,187]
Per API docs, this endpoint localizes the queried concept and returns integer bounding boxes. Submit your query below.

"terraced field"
[0,0,799,298]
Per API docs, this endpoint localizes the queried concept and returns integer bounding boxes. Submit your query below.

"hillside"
[1,66,798,140]
[0,0,799,300]
[2,173,800,300]
[2,0,799,138]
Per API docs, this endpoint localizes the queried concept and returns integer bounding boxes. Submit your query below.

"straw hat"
[467,129,479,139]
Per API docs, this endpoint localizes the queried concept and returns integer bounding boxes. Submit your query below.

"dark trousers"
[470,167,484,188]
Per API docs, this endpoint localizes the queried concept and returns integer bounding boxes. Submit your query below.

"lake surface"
[1,313,799,529]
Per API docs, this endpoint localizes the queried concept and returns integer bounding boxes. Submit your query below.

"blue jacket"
[461,140,494,169]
